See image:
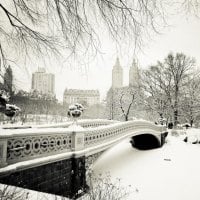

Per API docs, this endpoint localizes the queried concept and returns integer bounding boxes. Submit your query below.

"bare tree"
[165,53,195,126]
[180,72,200,127]
[142,65,171,124]
[0,0,172,71]
[180,0,200,16]
[142,53,195,127]
[119,88,135,121]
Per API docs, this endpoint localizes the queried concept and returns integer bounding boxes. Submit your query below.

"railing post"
[71,131,85,152]
[0,139,8,167]
[70,131,87,198]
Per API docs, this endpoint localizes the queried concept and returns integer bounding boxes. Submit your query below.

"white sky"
[13,14,200,102]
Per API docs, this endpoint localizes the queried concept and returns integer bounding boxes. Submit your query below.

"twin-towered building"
[107,57,142,120]
[112,57,140,89]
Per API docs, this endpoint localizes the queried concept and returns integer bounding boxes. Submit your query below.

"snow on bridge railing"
[84,120,165,148]
[1,119,118,129]
[0,119,165,169]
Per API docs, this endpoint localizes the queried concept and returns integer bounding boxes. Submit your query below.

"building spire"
[129,58,140,87]
[131,58,137,68]
[112,57,123,88]
[114,57,121,68]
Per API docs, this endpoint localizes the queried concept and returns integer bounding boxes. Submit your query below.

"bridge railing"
[1,119,118,129]
[0,120,165,168]
[0,128,73,166]
[84,120,164,148]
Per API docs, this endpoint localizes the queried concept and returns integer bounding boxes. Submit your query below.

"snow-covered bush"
[0,90,9,110]
[171,129,179,136]
[5,104,21,117]
[78,171,135,200]
[0,185,28,200]
[182,123,191,129]
[0,90,21,118]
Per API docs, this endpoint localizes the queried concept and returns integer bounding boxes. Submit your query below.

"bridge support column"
[70,130,88,199]
[160,132,168,146]
[70,156,87,199]
[0,139,7,167]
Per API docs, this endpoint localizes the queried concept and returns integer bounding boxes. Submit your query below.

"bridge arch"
[130,133,161,150]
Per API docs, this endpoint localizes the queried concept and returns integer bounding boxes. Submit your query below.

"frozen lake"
[92,133,200,200]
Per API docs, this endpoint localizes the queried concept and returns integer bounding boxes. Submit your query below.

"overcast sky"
[13,13,200,102]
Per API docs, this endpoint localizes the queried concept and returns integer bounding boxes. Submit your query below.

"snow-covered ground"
[92,129,200,200]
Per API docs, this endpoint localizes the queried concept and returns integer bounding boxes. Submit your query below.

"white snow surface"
[67,124,85,131]
[92,130,200,200]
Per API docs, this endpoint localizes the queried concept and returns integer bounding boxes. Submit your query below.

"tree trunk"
[174,85,179,127]
[190,118,193,127]
[174,109,178,127]
[159,113,163,125]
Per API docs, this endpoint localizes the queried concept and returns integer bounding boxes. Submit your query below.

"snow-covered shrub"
[182,123,191,129]
[0,185,28,200]
[0,90,21,118]
[78,171,135,200]
[4,104,21,117]
[171,129,179,136]
[0,90,9,110]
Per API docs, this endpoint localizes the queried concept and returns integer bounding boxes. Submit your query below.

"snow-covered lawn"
[92,129,200,200]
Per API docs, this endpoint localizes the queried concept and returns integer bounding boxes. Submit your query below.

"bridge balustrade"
[34,119,118,129]
[0,119,167,199]
[84,121,163,148]
[0,120,165,168]
[6,131,73,164]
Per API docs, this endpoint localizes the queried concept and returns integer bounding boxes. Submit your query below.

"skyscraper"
[31,68,55,95]
[129,59,140,87]
[112,57,123,88]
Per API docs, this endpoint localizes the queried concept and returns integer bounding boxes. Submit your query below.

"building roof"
[64,89,100,96]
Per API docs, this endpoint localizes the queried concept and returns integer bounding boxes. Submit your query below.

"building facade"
[63,89,100,106]
[129,59,140,87]
[31,68,55,95]
[112,57,123,88]
[106,57,144,121]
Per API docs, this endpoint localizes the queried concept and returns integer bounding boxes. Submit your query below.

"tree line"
[106,52,200,128]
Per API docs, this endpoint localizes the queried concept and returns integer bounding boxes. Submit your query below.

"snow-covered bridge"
[0,119,167,199]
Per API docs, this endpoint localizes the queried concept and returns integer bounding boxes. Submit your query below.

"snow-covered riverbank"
[92,131,200,200]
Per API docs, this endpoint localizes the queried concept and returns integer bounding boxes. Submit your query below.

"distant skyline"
[12,14,200,102]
